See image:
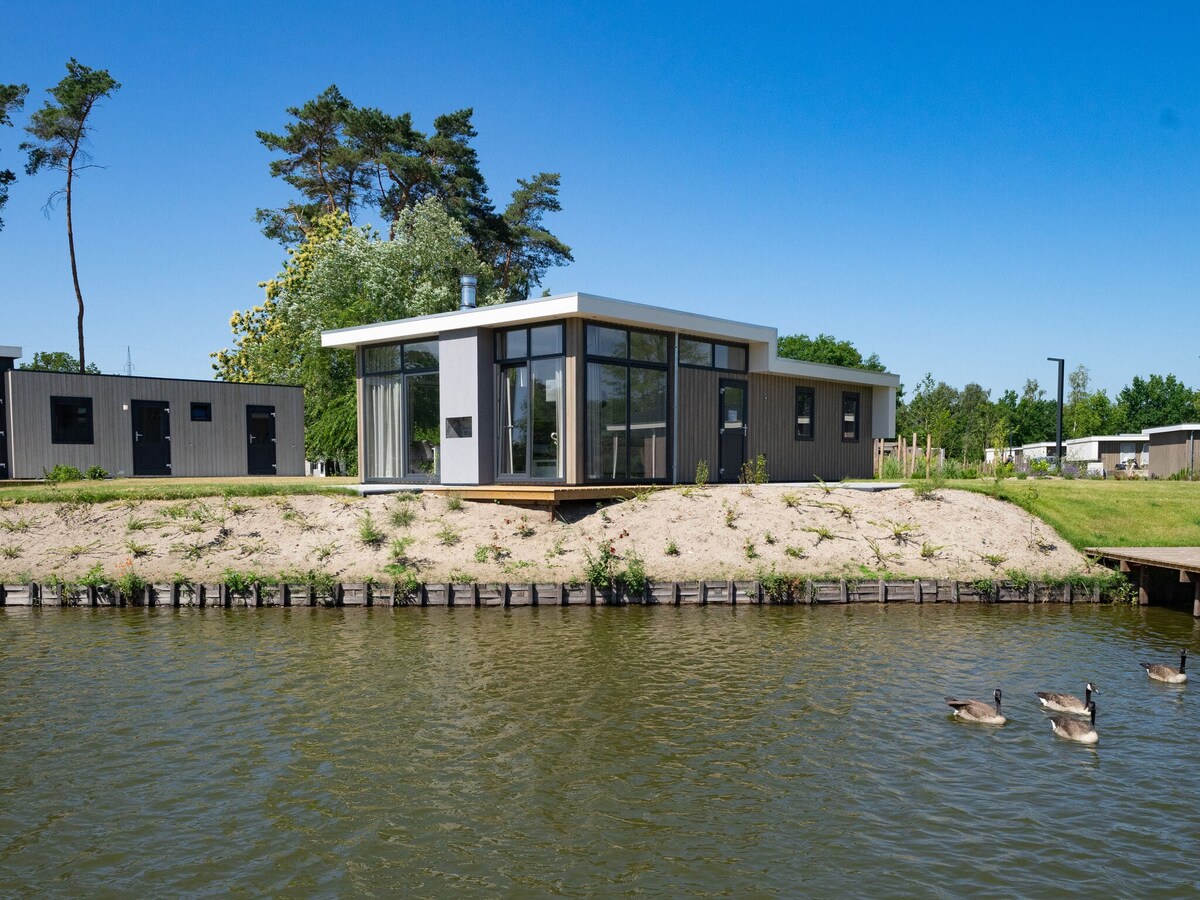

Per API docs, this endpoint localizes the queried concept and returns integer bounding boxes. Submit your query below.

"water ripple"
[0,604,1198,895]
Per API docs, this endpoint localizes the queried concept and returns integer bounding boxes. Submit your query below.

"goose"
[1050,700,1099,744]
[1035,682,1097,714]
[945,689,1006,725]
[1140,649,1188,684]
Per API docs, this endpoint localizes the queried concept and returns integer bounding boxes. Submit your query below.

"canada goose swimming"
[1035,682,1097,714]
[945,689,1006,725]
[1050,700,1098,744]
[1140,649,1188,684]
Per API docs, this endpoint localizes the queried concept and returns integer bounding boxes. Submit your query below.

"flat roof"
[0,345,22,359]
[1142,423,1200,435]
[321,292,900,388]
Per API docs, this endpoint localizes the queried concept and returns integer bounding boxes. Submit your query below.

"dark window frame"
[677,334,749,372]
[842,391,860,443]
[50,396,94,445]
[190,402,213,423]
[495,323,565,362]
[361,340,439,377]
[795,387,815,441]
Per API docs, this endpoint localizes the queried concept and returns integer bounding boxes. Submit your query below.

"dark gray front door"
[247,405,276,475]
[0,377,8,479]
[131,400,172,476]
[718,379,747,482]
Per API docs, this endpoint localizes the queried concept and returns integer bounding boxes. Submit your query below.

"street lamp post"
[1047,357,1064,470]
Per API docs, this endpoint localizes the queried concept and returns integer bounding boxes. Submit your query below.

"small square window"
[50,396,93,444]
[191,402,213,422]
[679,339,712,367]
[714,344,747,371]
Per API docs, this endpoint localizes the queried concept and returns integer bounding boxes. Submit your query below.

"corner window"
[842,392,860,442]
[51,396,94,444]
[795,388,814,441]
[190,402,213,422]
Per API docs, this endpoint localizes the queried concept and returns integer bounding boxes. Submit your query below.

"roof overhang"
[321,292,900,389]
[0,345,22,359]
[1142,423,1200,435]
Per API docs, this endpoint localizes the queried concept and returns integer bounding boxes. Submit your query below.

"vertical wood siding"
[7,372,304,478]
[675,369,875,482]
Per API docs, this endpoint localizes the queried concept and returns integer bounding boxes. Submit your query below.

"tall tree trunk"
[65,147,85,373]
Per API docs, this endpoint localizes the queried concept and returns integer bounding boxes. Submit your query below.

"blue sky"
[3,2,1199,398]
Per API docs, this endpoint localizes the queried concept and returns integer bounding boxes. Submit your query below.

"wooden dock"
[1087,547,1200,614]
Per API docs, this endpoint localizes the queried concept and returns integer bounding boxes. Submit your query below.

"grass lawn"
[942,478,1200,550]
[0,475,359,504]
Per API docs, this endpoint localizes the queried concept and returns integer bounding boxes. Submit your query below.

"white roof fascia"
[0,345,22,358]
[320,291,901,388]
[1142,423,1200,435]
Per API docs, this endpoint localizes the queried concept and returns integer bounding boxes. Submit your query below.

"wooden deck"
[1087,547,1200,613]
[424,484,664,508]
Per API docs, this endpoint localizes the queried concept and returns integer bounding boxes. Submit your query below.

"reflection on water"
[1,605,1198,895]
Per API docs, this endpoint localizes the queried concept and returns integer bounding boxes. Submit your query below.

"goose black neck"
[1181,650,1187,674]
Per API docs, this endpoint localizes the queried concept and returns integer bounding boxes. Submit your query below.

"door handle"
[134,431,143,440]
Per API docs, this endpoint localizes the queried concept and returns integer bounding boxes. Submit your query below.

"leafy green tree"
[1065,365,1124,437]
[0,82,29,232]
[21,60,120,373]
[257,87,571,300]
[214,200,496,468]
[19,350,100,373]
[777,333,886,371]
[1117,374,1196,431]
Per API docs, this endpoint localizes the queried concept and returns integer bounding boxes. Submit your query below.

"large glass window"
[585,324,669,481]
[361,340,440,480]
[795,388,814,441]
[497,324,564,479]
[842,392,860,443]
[50,397,93,444]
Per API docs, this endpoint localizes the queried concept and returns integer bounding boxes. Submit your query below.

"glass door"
[500,359,563,479]
[718,379,747,482]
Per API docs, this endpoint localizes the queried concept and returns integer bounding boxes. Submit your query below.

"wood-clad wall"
[1148,430,1198,478]
[676,368,875,482]
[5,371,304,478]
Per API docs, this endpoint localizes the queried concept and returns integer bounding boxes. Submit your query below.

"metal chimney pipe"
[460,275,477,310]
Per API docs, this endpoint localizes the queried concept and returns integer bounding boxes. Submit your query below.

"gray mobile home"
[1143,423,1200,478]
[321,288,900,486]
[0,347,304,479]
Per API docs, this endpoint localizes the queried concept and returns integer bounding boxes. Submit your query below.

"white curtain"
[364,375,404,479]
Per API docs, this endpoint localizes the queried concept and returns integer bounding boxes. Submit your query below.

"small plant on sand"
[314,541,339,564]
[124,538,152,558]
[78,563,107,590]
[547,535,567,558]
[866,539,900,568]
[390,536,415,563]
[224,499,253,516]
[664,540,680,556]
[111,559,146,599]
[764,532,777,545]
[695,459,709,488]
[784,545,806,559]
[723,503,739,529]
[445,494,464,512]
[781,492,801,509]
[59,541,98,560]
[435,521,461,546]
[884,520,918,545]
[358,512,385,547]
[473,543,510,563]
[743,538,758,560]
[170,541,207,561]
[813,475,834,495]
[447,570,476,584]
[510,515,536,538]
[739,454,769,485]
[390,505,416,528]
[385,564,422,601]
[125,515,155,532]
[0,515,35,533]
[981,552,1007,568]
[920,541,944,560]
[911,475,944,501]
[584,541,620,590]
[0,544,22,559]
[802,526,836,545]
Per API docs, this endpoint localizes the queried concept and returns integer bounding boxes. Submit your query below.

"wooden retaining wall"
[0,578,1112,609]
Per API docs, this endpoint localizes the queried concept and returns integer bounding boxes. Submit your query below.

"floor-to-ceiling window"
[362,340,440,480]
[585,324,669,482]
[496,324,565,480]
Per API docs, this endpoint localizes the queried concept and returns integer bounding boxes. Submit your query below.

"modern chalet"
[320,283,900,486]
[0,346,304,479]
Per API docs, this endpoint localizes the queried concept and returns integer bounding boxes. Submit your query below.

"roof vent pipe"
[460,275,477,310]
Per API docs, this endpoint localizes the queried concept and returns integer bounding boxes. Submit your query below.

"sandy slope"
[0,484,1094,585]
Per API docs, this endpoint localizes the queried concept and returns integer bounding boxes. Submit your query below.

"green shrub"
[694,459,709,488]
[584,541,620,590]
[358,512,385,546]
[84,465,108,480]
[621,550,648,595]
[43,464,84,483]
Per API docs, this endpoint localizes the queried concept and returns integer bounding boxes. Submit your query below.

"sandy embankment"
[0,484,1094,585]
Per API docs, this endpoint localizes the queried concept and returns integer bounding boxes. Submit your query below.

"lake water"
[1,604,1197,896]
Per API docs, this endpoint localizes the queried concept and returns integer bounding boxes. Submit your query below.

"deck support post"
[1138,566,1149,606]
